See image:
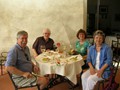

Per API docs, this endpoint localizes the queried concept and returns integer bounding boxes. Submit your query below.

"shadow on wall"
[62,23,77,47]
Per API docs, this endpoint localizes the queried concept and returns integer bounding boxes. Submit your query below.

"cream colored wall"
[0,0,86,54]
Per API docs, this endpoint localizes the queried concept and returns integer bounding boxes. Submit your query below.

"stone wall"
[0,0,86,54]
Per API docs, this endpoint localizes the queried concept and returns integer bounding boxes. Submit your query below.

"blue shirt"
[87,43,113,79]
[5,44,33,72]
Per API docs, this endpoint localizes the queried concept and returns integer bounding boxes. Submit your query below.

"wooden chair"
[97,55,120,90]
[111,34,120,56]
[8,71,40,90]
[0,56,5,75]
[0,52,8,75]
[1,52,8,58]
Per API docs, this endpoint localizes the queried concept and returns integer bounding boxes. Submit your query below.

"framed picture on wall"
[99,5,108,14]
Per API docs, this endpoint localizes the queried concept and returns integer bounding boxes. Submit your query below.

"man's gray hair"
[17,30,28,39]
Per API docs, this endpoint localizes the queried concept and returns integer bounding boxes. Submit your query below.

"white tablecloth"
[35,51,84,84]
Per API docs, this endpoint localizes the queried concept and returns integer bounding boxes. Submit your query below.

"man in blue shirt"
[5,31,48,90]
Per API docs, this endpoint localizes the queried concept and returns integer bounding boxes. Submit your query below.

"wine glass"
[63,45,66,51]
[62,45,67,57]
[40,45,46,53]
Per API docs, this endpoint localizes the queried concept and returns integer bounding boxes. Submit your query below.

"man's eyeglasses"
[24,53,29,61]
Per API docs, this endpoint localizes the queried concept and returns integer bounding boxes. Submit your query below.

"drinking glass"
[63,45,66,51]
[40,45,46,53]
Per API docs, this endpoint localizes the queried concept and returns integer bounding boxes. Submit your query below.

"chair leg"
[101,82,104,90]
[98,82,100,90]
[15,87,18,90]
[0,63,3,75]
[97,82,104,90]
[42,87,49,90]
[37,85,40,90]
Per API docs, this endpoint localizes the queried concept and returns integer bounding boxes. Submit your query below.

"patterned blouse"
[75,40,90,56]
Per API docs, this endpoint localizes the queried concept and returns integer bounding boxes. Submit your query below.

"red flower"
[56,42,61,47]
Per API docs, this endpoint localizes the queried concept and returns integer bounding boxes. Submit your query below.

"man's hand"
[22,72,33,78]
[33,65,40,74]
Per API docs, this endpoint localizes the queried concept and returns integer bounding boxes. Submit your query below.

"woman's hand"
[96,69,104,78]
[97,64,108,78]
[88,62,96,75]
[90,68,96,75]
[22,72,33,78]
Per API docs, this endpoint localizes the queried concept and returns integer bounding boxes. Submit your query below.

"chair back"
[97,55,120,90]
[8,71,18,89]
[7,71,40,90]
[0,52,8,65]
[1,52,8,59]
[111,34,120,56]
[0,52,8,75]
[112,55,120,78]
[103,56,120,90]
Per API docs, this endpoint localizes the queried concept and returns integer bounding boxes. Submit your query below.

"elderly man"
[32,28,54,58]
[5,31,48,90]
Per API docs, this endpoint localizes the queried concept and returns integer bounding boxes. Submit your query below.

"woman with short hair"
[81,30,112,90]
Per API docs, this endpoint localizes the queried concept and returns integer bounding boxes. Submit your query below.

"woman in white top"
[81,30,112,90]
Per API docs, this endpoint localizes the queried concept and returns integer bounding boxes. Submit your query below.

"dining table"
[35,51,84,85]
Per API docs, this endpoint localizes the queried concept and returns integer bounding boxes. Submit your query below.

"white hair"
[43,28,51,34]
[17,30,28,39]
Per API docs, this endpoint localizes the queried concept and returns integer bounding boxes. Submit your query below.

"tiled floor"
[0,68,120,90]
[0,74,81,90]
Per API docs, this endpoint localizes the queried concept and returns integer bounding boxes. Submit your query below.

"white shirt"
[95,52,100,70]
